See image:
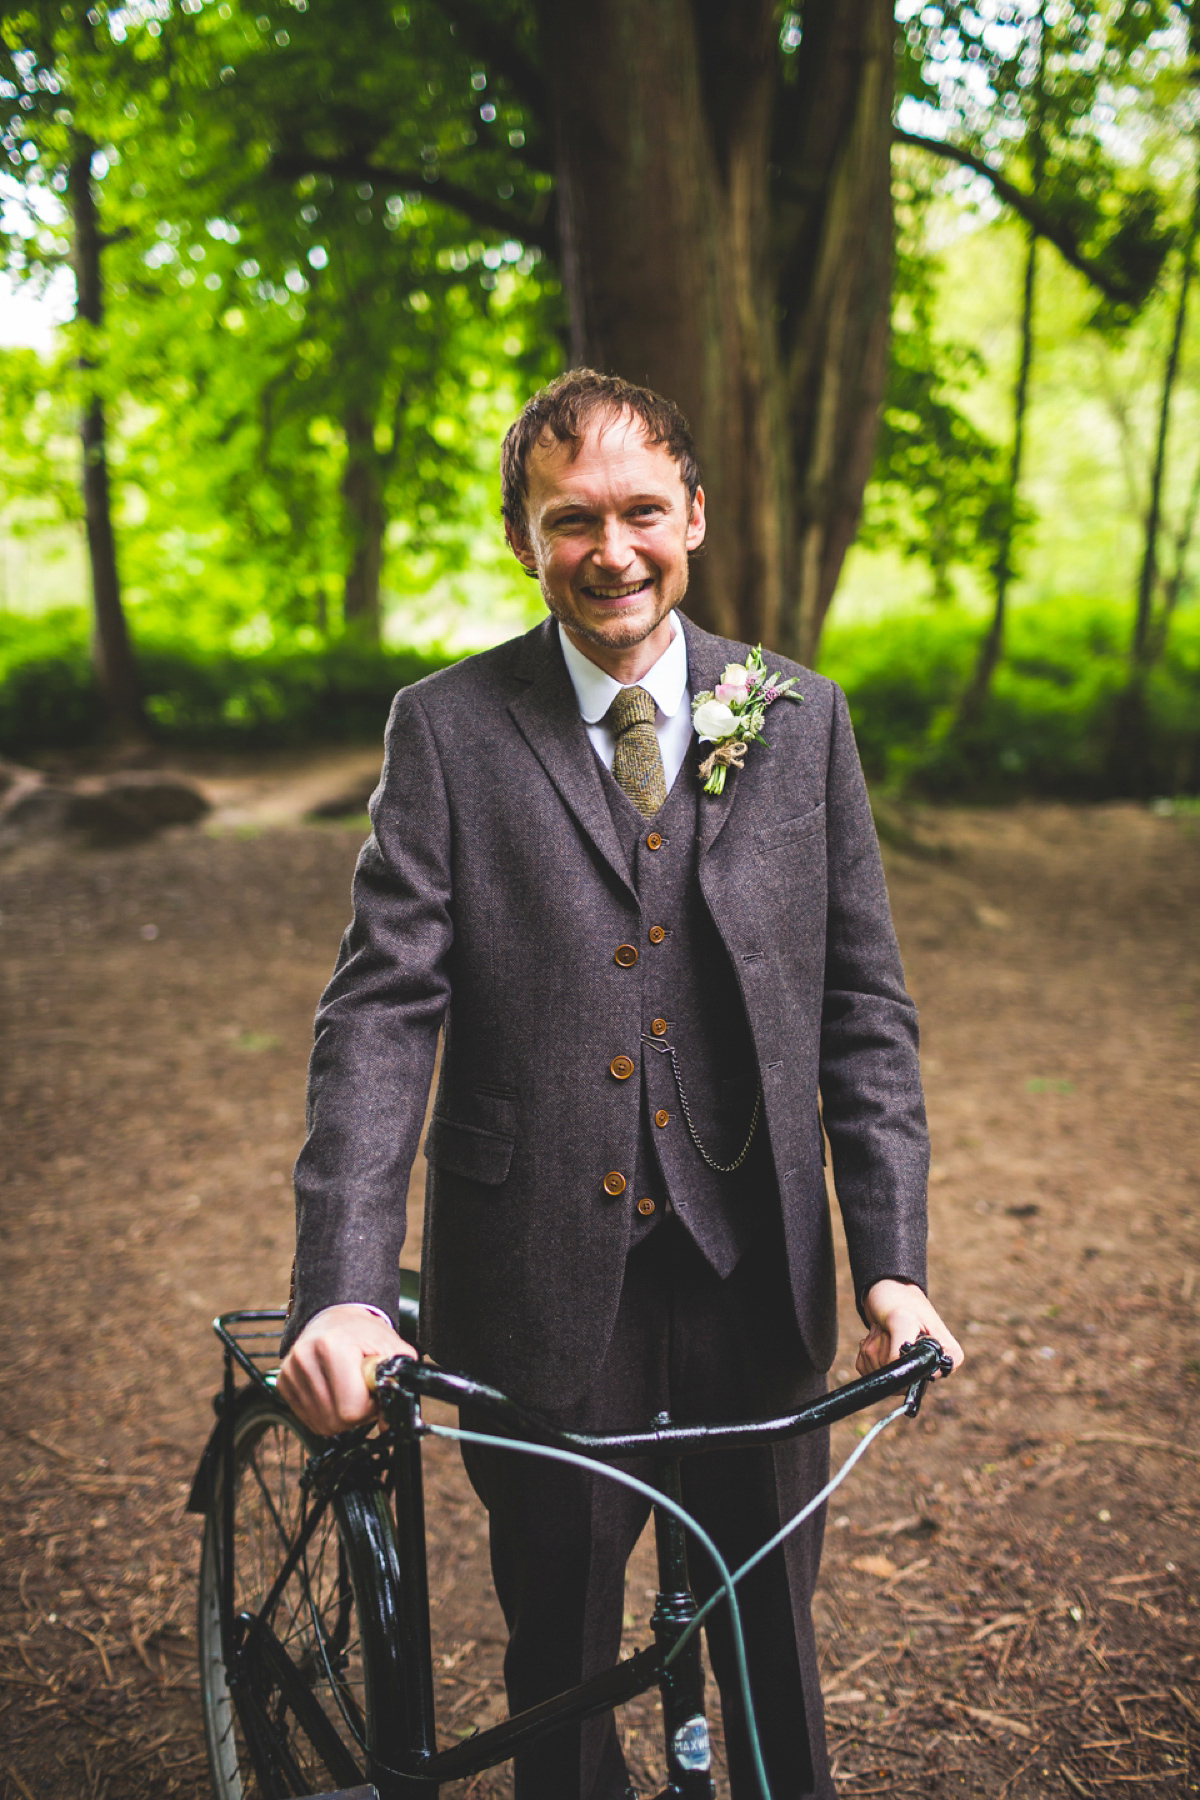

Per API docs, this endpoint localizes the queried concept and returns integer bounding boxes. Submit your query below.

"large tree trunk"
[341,405,386,640]
[534,0,893,663]
[69,137,143,738]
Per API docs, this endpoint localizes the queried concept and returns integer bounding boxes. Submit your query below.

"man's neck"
[559,614,676,686]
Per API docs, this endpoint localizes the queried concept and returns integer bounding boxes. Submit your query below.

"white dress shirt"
[301,614,694,1346]
[557,612,693,793]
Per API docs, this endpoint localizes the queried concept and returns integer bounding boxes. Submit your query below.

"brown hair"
[500,368,701,533]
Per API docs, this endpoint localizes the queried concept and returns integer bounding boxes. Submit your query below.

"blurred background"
[1,0,1197,797]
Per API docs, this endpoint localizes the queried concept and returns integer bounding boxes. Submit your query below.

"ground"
[1,754,1197,1799]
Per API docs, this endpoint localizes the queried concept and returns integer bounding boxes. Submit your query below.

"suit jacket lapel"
[508,620,637,900]
[680,614,740,860]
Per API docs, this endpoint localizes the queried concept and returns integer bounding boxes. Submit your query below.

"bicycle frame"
[194,1314,948,1800]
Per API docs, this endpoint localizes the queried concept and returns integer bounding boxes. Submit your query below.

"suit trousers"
[460,1217,837,1800]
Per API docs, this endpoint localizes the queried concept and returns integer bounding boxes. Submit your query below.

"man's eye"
[630,506,662,520]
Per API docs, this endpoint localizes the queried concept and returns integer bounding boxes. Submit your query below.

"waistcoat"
[600,760,774,1275]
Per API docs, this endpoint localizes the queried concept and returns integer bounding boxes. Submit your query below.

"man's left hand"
[856,1279,964,1378]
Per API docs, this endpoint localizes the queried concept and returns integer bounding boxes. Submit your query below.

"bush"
[819,597,1200,799]
[0,611,457,756]
[3,599,1197,796]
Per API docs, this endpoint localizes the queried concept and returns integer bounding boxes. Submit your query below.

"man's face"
[506,409,706,656]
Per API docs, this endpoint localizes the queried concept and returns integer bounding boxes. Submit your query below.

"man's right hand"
[278,1304,416,1437]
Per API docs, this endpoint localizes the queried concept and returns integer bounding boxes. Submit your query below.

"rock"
[65,774,210,844]
[306,775,378,819]
[0,768,210,849]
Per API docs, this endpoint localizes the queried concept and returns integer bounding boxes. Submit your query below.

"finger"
[320,1342,379,1430]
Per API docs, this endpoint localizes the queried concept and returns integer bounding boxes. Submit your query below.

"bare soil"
[1,765,1197,1800]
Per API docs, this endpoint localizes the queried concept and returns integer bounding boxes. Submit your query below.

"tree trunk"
[955,225,1038,728]
[69,136,143,738]
[1131,144,1200,671]
[534,0,893,663]
[341,405,386,641]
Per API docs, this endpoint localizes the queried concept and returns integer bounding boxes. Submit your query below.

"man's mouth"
[579,577,653,601]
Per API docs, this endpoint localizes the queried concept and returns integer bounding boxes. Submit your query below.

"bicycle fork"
[650,1436,716,1800]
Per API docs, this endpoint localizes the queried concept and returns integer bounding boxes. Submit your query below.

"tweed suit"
[283,612,929,1402]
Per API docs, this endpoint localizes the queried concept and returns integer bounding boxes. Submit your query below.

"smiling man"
[279,369,961,1800]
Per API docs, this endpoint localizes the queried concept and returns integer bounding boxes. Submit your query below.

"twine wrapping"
[698,740,748,782]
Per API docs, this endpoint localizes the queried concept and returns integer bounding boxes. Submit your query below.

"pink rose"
[715,682,742,703]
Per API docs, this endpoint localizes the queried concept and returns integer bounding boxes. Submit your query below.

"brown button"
[636,1197,657,1217]
[603,1170,627,1196]
[651,1018,668,1037]
[654,1109,670,1129]
[610,1055,635,1081]
[614,943,638,968]
[646,832,663,851]
[648,925,666,944]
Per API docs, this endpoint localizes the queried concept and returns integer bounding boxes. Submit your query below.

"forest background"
[1,0,1198,800]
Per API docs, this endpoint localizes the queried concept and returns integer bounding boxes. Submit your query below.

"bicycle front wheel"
[197,1392,406,1799]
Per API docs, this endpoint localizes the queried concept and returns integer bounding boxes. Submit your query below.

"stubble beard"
[542,575,686,653]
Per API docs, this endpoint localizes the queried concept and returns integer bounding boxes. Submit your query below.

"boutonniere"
[691,645,802,795]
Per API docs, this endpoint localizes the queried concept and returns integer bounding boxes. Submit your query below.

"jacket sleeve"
[281,686,452,1354]
[819,684,929,1304]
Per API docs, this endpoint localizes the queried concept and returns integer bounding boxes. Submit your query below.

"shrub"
[0,611,457,756]
[820,597,1200,799]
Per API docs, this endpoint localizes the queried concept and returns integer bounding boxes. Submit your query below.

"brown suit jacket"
[283,614,929,1407]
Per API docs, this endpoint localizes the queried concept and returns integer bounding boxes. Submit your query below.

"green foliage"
[861,161,1012,600]
[0,607,455,753]
[820,597,1200,798]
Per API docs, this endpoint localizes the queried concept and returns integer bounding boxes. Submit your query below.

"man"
[279,369,962,1799]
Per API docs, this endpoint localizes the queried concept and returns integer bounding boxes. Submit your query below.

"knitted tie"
[606,685,667,817]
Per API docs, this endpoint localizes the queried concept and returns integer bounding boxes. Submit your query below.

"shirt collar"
[557,612,689,725]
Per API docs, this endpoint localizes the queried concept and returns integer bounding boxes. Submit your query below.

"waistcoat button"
[609,1055,635,1080]
[603,1171,627,1196]
[646,832,663,851]
[636,1197,656,1217]
[614,943,639,967]
[648,925,666,944]
[650,1018,668,1037]
[654,1109,670,1129]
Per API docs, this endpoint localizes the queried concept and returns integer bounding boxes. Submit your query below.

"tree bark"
[69,136,143,738]
[1131,144,1200,671]
[533,0,894,662]
[341,405,386,640]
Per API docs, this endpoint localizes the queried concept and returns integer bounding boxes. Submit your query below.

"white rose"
[693,699,737,741]
[721,663,752,690]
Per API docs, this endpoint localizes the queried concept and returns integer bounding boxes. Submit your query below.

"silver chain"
[643,1036,762,1174]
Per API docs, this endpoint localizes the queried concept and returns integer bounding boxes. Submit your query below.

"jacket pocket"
[755,802,826,851]
[424,1115,515,1186]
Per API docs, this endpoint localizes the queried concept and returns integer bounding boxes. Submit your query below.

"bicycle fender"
[186,1384,287,1514]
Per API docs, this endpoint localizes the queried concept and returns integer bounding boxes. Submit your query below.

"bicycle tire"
[197,1391,407,1799]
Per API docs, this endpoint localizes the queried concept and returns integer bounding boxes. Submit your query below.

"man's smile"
[579,577,654,600]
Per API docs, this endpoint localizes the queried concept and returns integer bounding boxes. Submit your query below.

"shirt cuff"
[305,1302,393,1331]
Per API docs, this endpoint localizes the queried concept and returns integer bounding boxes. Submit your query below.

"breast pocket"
[755,802,826,853]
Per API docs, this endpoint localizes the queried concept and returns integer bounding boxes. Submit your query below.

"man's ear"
[504,516,539,578]
[685,486,707,553]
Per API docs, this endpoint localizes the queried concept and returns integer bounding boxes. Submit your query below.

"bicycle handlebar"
[365,1335,951,1459]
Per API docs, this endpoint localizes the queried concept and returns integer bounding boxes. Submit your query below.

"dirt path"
[2,780,1197,1799]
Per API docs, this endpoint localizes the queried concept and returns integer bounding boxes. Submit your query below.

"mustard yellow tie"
[606,686,667,817]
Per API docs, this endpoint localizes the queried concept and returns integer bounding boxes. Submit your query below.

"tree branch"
[269,151,556,254]
[894,127,1137,306]
[434,0,549,124]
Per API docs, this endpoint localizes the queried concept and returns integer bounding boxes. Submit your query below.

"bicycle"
[189,1267,951,1800]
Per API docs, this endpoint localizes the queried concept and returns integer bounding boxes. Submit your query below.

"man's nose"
[591,517,635,570]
